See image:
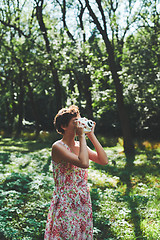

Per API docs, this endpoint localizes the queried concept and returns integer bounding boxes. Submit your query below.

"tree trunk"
[25,79,41,137]
[5,100,13,135]
[82,73,93,119]
[103,33,135,163]
[3,76,15,135]
[15,70,24,138]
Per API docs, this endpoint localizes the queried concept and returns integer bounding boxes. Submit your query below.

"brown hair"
[54,105,80,134]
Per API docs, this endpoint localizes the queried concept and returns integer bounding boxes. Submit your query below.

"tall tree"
[122,0,160,138]
[0,0,48,135]
[55,0,94,117]
[84,0,136,163]
[34,0,62,111]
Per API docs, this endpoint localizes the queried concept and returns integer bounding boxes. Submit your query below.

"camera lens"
[87,120,93,128]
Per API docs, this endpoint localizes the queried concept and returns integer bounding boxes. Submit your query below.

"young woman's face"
[69,116,79,129]
[63,115,80,134]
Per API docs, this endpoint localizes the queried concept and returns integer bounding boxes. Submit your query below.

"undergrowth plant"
[0,137,160,240]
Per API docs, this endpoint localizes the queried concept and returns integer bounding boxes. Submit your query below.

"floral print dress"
[44,140,93,240]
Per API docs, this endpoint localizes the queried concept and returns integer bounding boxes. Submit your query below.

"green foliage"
[0,0,159,139]
[0,137,160,239]
[2,173,32,193]
[0,138,54,240]
[122,26,160,137]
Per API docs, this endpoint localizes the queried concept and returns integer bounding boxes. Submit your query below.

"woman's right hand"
[74,119,85,137]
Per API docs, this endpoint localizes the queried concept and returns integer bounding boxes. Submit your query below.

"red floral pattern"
[44,141,93,240]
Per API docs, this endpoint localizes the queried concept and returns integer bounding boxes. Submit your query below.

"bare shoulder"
[52,140,61,148]
[51,140,65,163]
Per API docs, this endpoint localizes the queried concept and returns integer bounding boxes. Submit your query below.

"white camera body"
[77,118,94,133]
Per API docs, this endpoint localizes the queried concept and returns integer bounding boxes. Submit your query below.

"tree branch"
[0,19,30,38]
[95,0,107,33]
[35,1,51,53]
[56,0,75,42]
[84,0,104,36]
[78,0,86,42]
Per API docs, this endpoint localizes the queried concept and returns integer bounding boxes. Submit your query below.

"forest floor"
[0,135,160,240]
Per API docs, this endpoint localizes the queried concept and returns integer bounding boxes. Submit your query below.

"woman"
[44,105,108,240]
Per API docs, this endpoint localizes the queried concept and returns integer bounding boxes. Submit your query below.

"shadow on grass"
[1,138,159,239]
[90,188,118,240]
[0,152,11,164]
[93,164,147,239]
[0,138,52,153]
[123,165,147,240]
[91,148,160,239]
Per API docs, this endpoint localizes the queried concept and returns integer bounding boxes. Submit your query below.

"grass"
[0,135,160,240]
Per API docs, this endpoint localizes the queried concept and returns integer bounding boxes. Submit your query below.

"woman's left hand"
[86,121,96,138]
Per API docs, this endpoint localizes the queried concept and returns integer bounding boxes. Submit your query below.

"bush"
[0,138,160,239]
[2,173,32,193]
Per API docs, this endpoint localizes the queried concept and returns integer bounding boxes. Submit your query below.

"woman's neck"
[62,133,75,147]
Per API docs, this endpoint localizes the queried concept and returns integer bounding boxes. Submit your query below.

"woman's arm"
[77,133,89,168]
[87,124,108,165]
[52,129,89,169]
